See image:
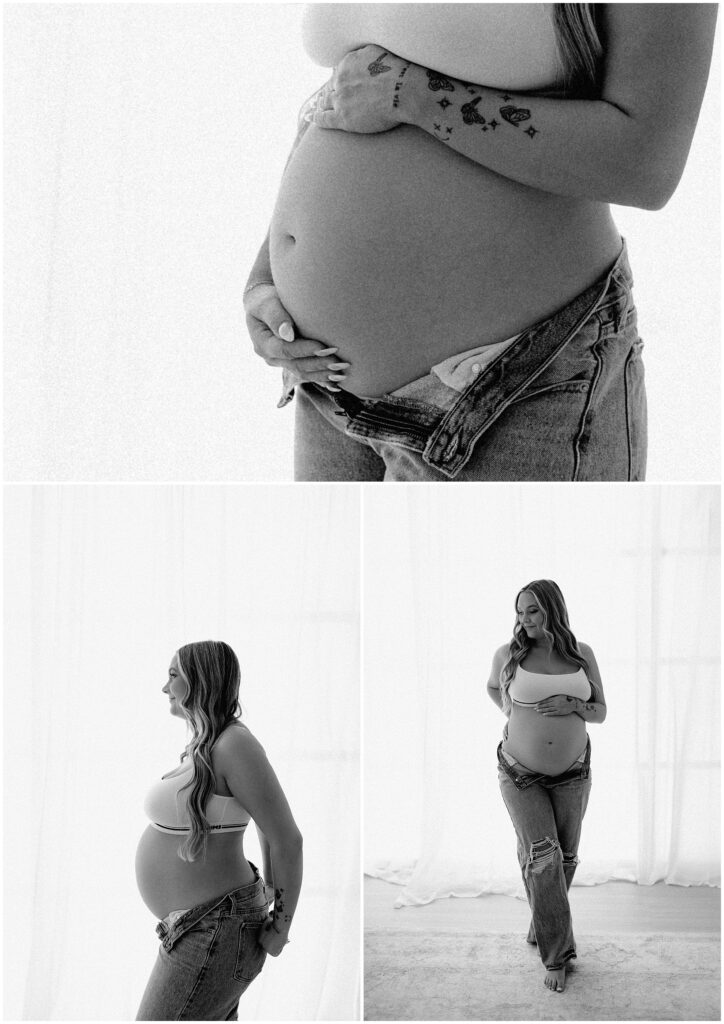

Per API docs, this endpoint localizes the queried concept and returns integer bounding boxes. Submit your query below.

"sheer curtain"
[363,485,720,906]
[4,485,360,1020]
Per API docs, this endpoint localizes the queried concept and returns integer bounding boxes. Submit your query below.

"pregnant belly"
[503,705,588,775]
[135,825,255,920]
[269,124,621,396]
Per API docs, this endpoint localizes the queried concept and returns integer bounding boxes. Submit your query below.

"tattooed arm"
[536,643,607,724]
[215,726,303,955]
[312,6,717,210]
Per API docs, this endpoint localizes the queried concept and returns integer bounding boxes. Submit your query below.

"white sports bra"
[508,665,592,706]
[302,4,564,91]
[144,758,251,835]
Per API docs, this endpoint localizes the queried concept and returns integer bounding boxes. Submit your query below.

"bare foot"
[544,967,566,992]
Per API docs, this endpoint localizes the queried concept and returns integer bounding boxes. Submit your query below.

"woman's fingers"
[255,288,298,342]
[307,108,341,130]
[282,364,348,385]
[247,316,338,362]
[267,354,349,374]
[244,280,350,381]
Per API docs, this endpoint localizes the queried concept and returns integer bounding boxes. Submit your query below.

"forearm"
[398,63,666,210]
[487,686,504,712]
[244,231,273,297]
[570,697,607,723]
[256,826,274,888]
[268,834,303,937]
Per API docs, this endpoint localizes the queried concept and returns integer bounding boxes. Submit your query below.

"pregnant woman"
[486,580,606,993]
[244,4,717,481]
[136,641,303,1020]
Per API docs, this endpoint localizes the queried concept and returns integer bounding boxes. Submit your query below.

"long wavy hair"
[172,640,243,862]
[553,4,603,96]
[500,580,598,715]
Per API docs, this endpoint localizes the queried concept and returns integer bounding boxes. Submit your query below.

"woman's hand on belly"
[308,45,409,135]
[534,695,578,718]
[244,283,350,390]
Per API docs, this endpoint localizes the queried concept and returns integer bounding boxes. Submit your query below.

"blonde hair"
[500,579,598,715]
[172,640,243,862]
[552,4,603,96]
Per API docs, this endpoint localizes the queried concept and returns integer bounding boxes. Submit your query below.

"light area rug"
[364,930,720,1021]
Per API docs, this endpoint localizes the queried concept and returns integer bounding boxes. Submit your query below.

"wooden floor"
[365,876,720,934]
[365,878,721,1021]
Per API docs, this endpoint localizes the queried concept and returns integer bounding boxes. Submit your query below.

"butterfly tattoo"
[461,96,487,126]
[500,105,532,126]
[426,70,455,92]
[368,52,392,76]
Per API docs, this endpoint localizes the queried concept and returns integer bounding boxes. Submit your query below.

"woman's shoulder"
[493,642,511,666]
[214,721,266,761]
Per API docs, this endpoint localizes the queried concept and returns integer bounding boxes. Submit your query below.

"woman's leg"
[526,774,591,943]
[548,775,592,899]
[498,772,577,982]
[294,384,386,481]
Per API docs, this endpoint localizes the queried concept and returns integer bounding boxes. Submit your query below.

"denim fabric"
[498,743,592,971]
[288,239,647,481]
[136,865,269,1021]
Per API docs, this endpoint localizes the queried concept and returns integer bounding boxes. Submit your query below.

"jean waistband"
[324,238,634,478]
[497,738,591,790]
[155,862,267,948]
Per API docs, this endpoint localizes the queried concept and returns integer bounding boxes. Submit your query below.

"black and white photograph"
[4,485,360,1020]
[3,3,720,482]
[3,3,722,1023]
[363,485,720,1020]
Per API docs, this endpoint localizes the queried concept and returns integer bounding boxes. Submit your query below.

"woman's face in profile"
[162,653,187,716]
[516,590,544,638]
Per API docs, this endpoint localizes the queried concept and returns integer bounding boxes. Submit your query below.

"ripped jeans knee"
[523,836,562,878]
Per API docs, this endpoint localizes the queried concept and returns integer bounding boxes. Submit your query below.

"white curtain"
[4,484,360,1020]
[363,485,720,906]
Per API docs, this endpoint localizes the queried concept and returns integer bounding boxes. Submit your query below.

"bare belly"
[503,704,588,775]
[135,825,255,920]
[269,123,622,396]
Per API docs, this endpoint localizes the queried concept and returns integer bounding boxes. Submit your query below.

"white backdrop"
[4,484,360,1020]
[363,485,720,906]
[3,4,720,481]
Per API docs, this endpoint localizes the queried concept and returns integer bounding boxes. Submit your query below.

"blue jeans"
[136,866,269,1021]
[286,239,646,481]
[497,740,592,971]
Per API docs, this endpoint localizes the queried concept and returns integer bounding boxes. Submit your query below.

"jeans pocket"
[507,378,592,406]
[233,922,267,984]
[164,907,223,963]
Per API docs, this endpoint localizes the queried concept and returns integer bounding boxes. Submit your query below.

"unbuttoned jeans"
[286,239,646,481]
[497,740,592,972]
[136,865,269,1021]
